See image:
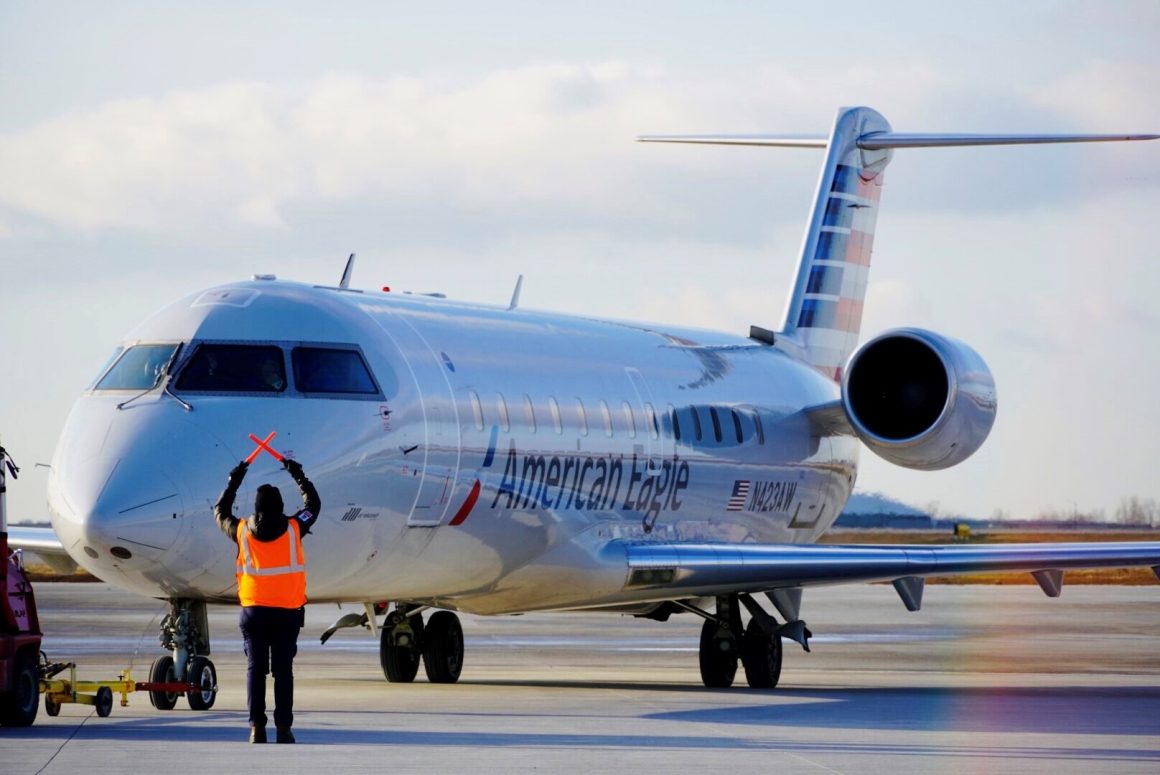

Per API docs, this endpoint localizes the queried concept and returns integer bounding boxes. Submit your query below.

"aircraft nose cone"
[51,453,185,564]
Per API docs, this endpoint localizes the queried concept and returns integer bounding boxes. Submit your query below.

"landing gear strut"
[151,599,217,710]
[379,604,464,684]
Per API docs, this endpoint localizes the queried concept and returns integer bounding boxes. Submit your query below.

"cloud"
[3,61,1153,239]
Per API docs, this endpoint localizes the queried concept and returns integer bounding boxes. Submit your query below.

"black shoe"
[250,726,267,744]
[276,727,295,744]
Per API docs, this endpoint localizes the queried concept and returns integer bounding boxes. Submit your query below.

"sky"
[1,1,1158,523]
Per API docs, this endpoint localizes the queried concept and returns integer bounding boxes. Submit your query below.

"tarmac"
[2,582,1159,773]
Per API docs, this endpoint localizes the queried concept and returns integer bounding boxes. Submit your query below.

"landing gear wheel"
[380,611,424,682]
[698,618,738,688]
[0,652,39,727]
[741,621,783,689]
[94,686,114,718]
[45,696,61,717]
[186,656,217,710]
[422,611,464,684]
[148,655,179,710]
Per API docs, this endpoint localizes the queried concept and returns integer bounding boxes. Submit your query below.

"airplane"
[10,106,1160,710]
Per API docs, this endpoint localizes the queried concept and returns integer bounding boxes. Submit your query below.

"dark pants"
[239,605,302,729]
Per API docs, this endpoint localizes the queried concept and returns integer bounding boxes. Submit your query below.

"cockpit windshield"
[94,344,180,391]
[174,344,287,393]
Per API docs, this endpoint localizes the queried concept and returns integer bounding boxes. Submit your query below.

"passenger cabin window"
[709,406,723,443]
[548,397,563,434]
[731,409,744,444]
[599,400,613,437]
[690,406,703,442]
[95,344,179,391]
[622,401,636,439]
[670,405,682,441]
[576,399,589,437]
[644,402,659,440]
[523,394,537,433]
[176,344,286,393]
[469,391,484,430]
[292,347,377,394]
[752,410,765,444]
[496,394,510,432]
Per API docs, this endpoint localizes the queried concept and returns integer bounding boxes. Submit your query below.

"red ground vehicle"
[0,442,42,727]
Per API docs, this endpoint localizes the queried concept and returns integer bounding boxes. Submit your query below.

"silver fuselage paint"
[47,280,857,614]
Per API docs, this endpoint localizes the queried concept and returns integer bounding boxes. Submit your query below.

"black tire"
[148,655,179,710]
[0,651,40,727]
[698,618,738,688]
[186,656,217,710]
[422,611,464,684]
[94,686,114,718]
[741,621,783,689]
[45,696,61,717]
[380,613,424,683]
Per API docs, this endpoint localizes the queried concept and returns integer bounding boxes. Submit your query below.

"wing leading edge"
[619,541,1160,606]
[8,526,77,575]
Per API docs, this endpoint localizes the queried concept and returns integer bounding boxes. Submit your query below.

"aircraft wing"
[620,541,1160,606]
[8,525,78,575]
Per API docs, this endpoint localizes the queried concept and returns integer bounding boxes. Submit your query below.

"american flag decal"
[727,480,751,511]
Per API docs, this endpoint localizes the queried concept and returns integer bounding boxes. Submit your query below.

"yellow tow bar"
[39,660,198,718]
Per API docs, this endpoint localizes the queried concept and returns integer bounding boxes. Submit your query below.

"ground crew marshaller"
[215,457,320,744]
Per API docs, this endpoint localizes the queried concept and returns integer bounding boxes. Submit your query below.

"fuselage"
[47,279,857,614]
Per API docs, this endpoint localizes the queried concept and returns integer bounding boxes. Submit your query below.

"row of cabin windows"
[467,391,764,446]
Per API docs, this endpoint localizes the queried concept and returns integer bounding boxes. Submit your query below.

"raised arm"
[282,458,320,536]
[214,461,248,542]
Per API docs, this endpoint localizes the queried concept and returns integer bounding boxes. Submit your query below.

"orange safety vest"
[236,519,307,608]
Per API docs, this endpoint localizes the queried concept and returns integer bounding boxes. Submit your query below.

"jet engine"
[841,328,996,470]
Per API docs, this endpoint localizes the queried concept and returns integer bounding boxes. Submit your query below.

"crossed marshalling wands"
[244,431,285,465]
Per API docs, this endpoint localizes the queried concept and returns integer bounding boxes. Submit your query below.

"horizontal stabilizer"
[638,132,1159,150]
[638,134,827,148]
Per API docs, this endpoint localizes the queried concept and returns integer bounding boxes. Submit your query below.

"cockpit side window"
[175,344,287,393]
[292,347,378,395]
[95,344,179,391]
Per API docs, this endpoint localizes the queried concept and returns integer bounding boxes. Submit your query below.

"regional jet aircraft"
[12,106,1160,709]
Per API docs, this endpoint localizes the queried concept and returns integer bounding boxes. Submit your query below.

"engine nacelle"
[841,328,997,470]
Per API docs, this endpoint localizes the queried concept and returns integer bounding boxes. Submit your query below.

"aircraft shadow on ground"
[646,685,1160,737]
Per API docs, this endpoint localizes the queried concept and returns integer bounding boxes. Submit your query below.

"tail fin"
[640,107,1156,380]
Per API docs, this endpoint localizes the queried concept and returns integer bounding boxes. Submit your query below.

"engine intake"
[841,328,996,470]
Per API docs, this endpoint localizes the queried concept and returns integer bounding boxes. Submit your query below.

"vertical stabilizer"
[638,109,1156,381]
[780,106,892,380]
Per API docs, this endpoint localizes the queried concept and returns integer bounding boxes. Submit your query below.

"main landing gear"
[379,604,464,684]
[150,599,218,711]
[691,593,810,689]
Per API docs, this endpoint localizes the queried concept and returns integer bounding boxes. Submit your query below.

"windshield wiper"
[116,343,189,411]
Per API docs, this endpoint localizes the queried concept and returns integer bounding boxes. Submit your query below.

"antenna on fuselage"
[339,253,356,290]
[508,274,524,311]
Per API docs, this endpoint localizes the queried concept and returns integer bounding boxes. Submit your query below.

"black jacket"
[215,463,321,544]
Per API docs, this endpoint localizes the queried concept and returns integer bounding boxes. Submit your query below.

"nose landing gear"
[151,598,217,710]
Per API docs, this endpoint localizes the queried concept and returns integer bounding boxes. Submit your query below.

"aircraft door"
[625,367,667,474]
[380,312,462,527]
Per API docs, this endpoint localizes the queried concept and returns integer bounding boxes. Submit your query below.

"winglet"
[1032,569,1064,597]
